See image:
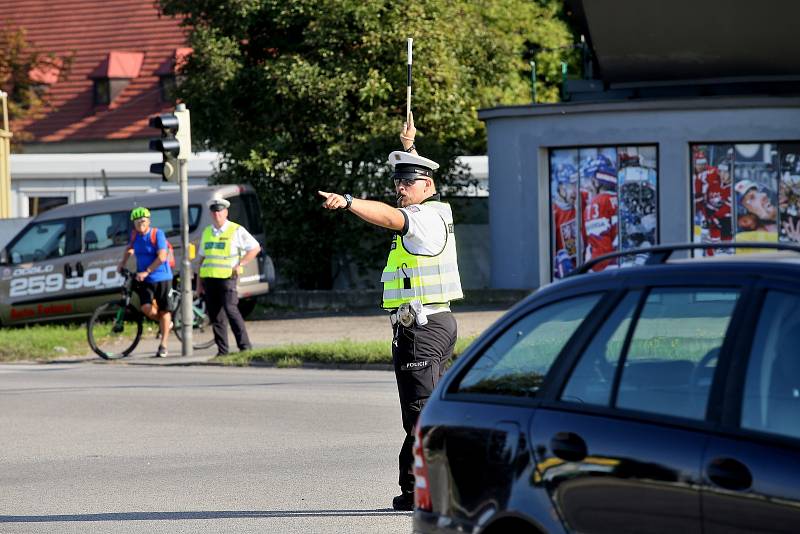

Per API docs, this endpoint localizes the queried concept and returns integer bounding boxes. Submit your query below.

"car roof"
[531,250,800,304]
[31,184,254,222]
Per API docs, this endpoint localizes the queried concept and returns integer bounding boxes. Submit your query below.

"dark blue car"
[413,244,800,534]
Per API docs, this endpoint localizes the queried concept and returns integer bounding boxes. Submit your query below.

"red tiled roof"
[5,0,189,144]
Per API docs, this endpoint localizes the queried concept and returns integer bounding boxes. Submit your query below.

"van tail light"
[413,420,432,511]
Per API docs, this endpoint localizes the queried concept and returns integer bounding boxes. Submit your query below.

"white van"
[0,185,275,325]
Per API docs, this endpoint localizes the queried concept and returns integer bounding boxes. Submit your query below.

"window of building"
[549,145,658,279]
[159,74,176,103]
[93,79,110,106]
[28,196,68,217]
[691,143,800,256]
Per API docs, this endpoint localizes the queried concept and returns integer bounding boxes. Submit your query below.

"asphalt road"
[0,365,416,533]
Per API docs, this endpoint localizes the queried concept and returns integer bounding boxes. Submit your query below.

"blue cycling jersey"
[132,228,173,282]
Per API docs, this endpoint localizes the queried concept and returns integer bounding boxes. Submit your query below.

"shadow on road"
[0,509,412,522]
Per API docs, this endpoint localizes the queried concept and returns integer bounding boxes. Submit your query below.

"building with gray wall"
[480,97,800,289]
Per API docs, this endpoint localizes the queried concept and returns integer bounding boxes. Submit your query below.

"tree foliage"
[159,0,574,288]
[0,26,67,150]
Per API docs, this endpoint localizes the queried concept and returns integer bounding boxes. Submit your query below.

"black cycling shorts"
[135,280,172,311]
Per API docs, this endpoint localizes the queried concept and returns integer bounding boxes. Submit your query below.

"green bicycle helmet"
[130,207,151,220]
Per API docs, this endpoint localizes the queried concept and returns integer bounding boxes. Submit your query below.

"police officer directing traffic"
[318,113,463,511]
[196,197,261,356]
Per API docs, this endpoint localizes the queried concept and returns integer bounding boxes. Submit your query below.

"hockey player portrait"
[582,154,619,271]
[735,179,778,243]
[551,163,578,278]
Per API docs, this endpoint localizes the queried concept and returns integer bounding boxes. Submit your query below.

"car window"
[228,196,248,229]
[616,288,739,420]
[244,194,264,234]
[149,206,201,237]
[84,212,130,251]
[454,294,602,397]
[560,291,641,406]
[741,291,800,440]
[8,220,73,264]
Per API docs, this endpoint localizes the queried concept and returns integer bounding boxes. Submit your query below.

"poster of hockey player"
[618,146,658,267]
[692,144,734,256]
[779,143,800,243]
[733,143,779,250]
[580,147,618,271]
[550,149,580,278]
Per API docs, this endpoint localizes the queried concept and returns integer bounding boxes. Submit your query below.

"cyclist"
[117,207,174,357]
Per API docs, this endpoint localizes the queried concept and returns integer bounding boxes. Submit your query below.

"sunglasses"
[393,177,427,187]
[133,217,149,224]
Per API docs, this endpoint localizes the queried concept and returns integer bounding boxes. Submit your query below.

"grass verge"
[215,336,478,367]
[0,324,92,361]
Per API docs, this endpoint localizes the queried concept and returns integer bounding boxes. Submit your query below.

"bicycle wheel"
[174,296,216,350]
[87,301,143,360]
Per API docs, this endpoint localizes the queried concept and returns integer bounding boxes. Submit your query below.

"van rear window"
[228,194,264,234]
[149,206,201,237]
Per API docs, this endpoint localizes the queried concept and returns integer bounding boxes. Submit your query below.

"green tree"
[0,26,67,150]
[159,0,574,288]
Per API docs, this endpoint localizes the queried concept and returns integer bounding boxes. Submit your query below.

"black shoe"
[392,492,414,511]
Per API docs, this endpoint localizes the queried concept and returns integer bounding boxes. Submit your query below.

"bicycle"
[87,269,215,360]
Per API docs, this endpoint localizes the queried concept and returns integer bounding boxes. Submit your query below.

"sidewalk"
[112,305,510,366]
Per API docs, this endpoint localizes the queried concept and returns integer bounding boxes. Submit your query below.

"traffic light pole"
[176,103,193,357]
[179,155,193,356]
[149,102,192,356]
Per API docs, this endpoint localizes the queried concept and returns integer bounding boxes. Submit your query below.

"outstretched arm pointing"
[318,191,405,232]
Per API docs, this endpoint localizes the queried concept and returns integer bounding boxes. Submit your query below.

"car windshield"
[7,221,69,264]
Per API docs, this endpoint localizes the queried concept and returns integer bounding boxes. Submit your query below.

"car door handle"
[707,457,752,491]
[75,262,84,277]
[64,263,73,278]
[550,432,588,462]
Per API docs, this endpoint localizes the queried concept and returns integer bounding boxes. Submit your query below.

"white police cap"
[388,151,440,179]
[208,197,231,211]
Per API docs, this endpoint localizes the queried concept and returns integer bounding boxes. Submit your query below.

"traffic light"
[148,106,191,182]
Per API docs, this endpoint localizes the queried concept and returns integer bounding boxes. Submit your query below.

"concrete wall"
[480,96,800,289]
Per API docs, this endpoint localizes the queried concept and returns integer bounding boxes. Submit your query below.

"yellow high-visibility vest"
[381,201,463,309]
[199,222,241,278]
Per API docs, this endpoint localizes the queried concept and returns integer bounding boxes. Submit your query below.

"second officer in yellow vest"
[318,112,463,511]
[197,197,261,356]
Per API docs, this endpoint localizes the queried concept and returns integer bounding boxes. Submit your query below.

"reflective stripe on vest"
[199,222,241,278]
[381,201,463,310]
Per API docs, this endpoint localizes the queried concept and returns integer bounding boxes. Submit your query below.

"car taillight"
[413,420,432,511]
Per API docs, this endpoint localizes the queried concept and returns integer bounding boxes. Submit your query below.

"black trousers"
[392,311,457,493]
[201,277,251,354]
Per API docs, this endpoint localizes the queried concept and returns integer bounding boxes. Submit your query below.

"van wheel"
[238,298,257,319]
